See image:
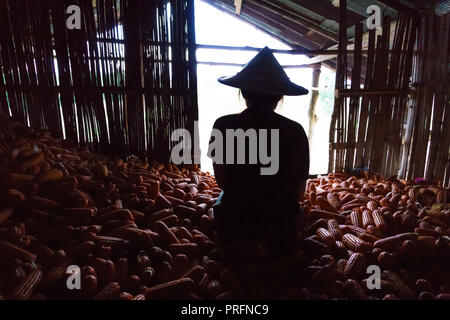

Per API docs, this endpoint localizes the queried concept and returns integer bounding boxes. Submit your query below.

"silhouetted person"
[208,47,310,255]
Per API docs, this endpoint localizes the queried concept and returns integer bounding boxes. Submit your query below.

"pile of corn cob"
[0,113,449,300]
[298,174,450,300]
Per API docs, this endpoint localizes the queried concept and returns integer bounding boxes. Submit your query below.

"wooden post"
[328,0,347,173]
[308,66,321,142]
[187,0,200,165]
[123,0,144,154]
[345,22,363,172]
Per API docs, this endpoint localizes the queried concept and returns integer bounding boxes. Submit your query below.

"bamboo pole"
[307,66,321,141]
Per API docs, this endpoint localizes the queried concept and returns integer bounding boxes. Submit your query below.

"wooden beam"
[338,89,408,96]
[197,61,320,68]
[288,0,365,26]
[197,43,344,55]
[304,19,398,65]
[245,0,339,42]
[202,0,309,48]
[308,66,321,141]
[234,0,242,14]
[376,0,419,14]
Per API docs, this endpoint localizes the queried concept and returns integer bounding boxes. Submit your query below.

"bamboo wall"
[0,0,198,162]
[329,5,450,187]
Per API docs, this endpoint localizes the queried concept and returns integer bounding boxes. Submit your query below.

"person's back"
[208,47,310,252]
[209,105,309,243]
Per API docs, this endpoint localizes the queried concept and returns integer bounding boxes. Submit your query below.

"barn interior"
[0,0,449,301]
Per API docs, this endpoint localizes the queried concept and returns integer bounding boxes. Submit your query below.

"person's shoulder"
[213,113,240,127]
[274,113,307,135]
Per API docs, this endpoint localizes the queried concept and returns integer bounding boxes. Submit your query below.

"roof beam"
[197,43,347,55]
[288,0,365,26]
[375,0,419,14]
[243,1,333,48]
[234,0,242,14]
[304,19,398,65]
[203,0,305,48]
[246,0,339,42]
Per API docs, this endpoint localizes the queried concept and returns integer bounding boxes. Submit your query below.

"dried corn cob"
[6,172,34,182]
[0,208,14,225]
[11,269,43,300]
[93,282,121,300]
[327,192,342,210]
[317,196,338,213]
[362,210,374,228]
[0,240,36,261]
[342,233,371,254]
[367,200,379,211]
[145,278,194,299]
[382,270,416,299]
[17,153,45,171]
[372,210,388,233]
[327,219,343,239]
[316,228,335,245]
[374,232,419,249]
[350,211,363,228]
[344,279,368,300]
[344,253,366,278]
[310,209,346,223]
[38,169,63,184]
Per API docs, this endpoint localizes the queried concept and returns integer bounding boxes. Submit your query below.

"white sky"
[194,0,332,174]
[195,0,310,66]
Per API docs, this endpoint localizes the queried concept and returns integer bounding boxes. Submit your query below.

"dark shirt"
[208,107,309,228]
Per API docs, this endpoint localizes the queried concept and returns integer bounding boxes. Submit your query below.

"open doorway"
[195,0,335,175]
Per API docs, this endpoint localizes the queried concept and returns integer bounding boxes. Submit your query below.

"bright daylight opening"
[195,0,336,175]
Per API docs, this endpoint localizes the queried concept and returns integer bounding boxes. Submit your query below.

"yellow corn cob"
[316,228,335,245]
[327,219,343,239]
[382,270,416,299]
[93,282,121,300]
[6,172,34,182]
[359,232,380,243]
[436,190,446,204]
[11,269,43,300]
[334,240,348,256]
[340,193,355,204]
[372,210,388,233]
[362,210,374,228]
[337,259,347,273]
[367,200,378,211]
[344,253,366,278]
[339,224,366,236]
[408,188,418,201]
[0,208,14,225]
[17,153,45,171]
[356,193,371,203]
[344,279,368,300]
[317,196,338,213]
[19,148,38,159]
[38,169,63,184]
[145,278,194,299]
[310,209,346,223]
[350,211,363,228]
[0,240,36,261]
[374,232,418,249]
[95,163,109,178]
[43,260,73,284]
[342,233,372,253]
[327,192,342,210]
